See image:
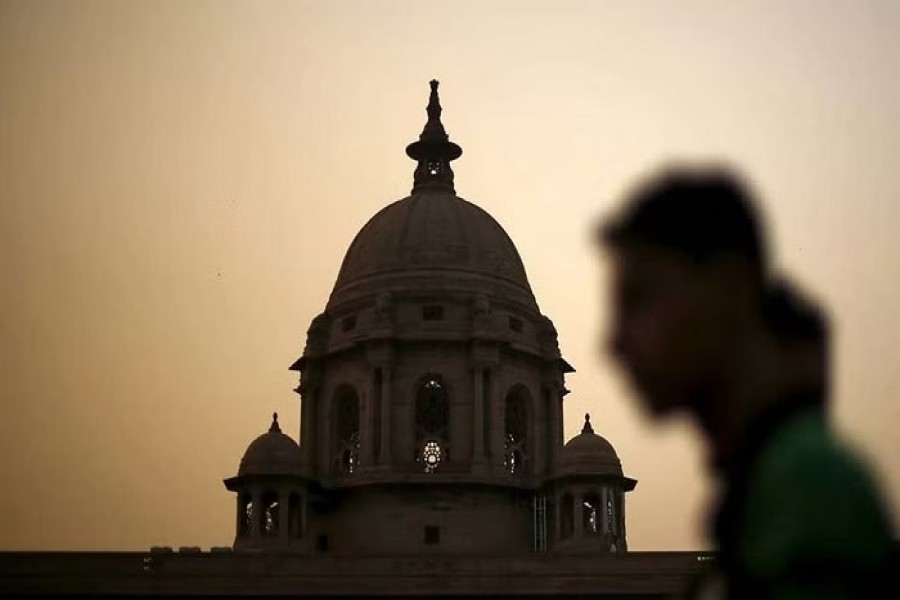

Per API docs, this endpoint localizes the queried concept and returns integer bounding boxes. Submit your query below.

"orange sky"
[1,0,898,551]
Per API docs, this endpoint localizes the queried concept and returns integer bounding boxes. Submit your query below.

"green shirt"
[727,409,893,599]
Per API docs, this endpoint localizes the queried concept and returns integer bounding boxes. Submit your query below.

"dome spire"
[406,80,463,194]
[581,413,595,435]
[269,412,281,433]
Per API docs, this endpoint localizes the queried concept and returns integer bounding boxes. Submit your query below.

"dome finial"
[406,79,463,194]
[581,413,595,435]
[423,80,444,140]
[269,412,281,433]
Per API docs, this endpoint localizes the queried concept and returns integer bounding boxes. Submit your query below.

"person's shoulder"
[755,411,884,507]
[741,410,893,578]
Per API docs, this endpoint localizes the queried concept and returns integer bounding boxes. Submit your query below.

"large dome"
[328,191,536,310]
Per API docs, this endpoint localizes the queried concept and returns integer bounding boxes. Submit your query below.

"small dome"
[238,413,304,477]
[558,414,623,477]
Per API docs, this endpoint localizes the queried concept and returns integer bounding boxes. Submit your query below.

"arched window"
[583,491,600,534]
[261,491,279,537]
[504,386,530,475]
[561,493,574,539]
[415,375,449,473]
[333,386,360,474]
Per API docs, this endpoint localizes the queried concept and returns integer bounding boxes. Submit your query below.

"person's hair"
[762,278,830,406]
[598,166,768,281]
[762,279,828,346]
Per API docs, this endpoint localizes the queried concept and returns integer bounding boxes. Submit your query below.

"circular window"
[422,440,442,473]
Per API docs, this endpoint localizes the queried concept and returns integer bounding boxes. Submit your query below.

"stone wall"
[0,550,717,597]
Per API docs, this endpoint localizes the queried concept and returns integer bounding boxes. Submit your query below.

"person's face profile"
[605,242,723,417]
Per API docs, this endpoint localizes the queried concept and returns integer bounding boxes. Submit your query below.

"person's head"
[598,166,768,417]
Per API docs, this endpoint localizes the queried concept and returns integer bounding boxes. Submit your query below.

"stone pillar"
[278,489,290,540]
[299,387,309,457]
[601,487,609,534]
[546,385,561,472]
[250,489,262,539]
[611,488,619,536]
[304,390,317,472]
[301,492,308,538]
[576,489,587,538]
[488,368,503,470]
[472,366,484,463]
[361,369,376,466]
[554,491,563,541]
[378,366,392,464]
[235,494,244,539]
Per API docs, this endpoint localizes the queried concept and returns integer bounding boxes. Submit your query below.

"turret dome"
[237,413,304,477]
[557,414,624,477]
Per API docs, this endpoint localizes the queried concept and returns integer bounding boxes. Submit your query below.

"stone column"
[301,492,308,538]
[235,494,244,539]
[601,487,609,534]
[553,491,562,542]
[488,368,503,470]
[304,390,317,472]
[250,489,262,539]
[472,366,484,463]
[278,489,290,540]
[299,387,309,458]
[361,369,376,466]
[554,492,561,541]
[611,488,619,536]
[554,382,566,467]
[546,385,561,472]
[378,366,392,464]
[576,489,587,538]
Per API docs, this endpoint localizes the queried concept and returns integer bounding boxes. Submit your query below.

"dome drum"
[297,292,564,371]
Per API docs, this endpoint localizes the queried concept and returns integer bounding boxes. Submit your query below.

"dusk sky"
[2,0,898,551]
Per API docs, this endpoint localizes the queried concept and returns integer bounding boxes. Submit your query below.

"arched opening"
[415,374,449,473]
[333,386,360,474]
[504,386,530,475]
[239,493,252,537]
[561,493,574,539]
[583,491,600,534]
[261,491,279,537]
[288,492,302,539]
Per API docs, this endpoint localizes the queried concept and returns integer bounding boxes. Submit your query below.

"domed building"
[224,80,636,556]
[6,81,896,600]
[1,81,723,599]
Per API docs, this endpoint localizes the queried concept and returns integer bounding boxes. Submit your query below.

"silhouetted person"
[597,168,893,599]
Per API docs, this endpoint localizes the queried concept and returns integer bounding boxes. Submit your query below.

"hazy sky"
[2,0,898,551]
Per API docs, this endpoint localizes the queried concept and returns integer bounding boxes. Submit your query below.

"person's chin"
[644,398,680,419]
[625,369,683,418]
[635,383,684,419]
